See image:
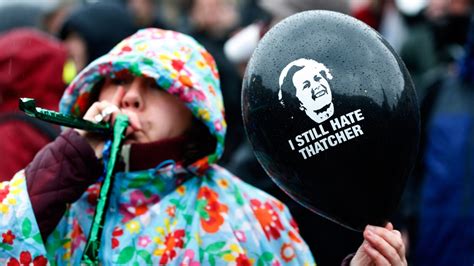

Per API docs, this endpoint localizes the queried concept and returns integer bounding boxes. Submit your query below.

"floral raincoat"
[0,28,316,265]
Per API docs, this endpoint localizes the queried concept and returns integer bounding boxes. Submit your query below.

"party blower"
[19,98,128,265]
[242,11,420,231]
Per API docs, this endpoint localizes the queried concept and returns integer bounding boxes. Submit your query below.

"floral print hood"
[59,28,226,171]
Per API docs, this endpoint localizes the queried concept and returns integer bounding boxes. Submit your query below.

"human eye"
[314,75,321,82]
[111,78,126,85]
[147,79,160,90]
[303,81,310,89]
[111,76,134,86]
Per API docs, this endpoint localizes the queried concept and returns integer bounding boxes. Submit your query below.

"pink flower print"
[180,249,200,266]
[98,63,113,75]
[234,230,246,242]
[214,120,222,132]
[138,236,151,247]
[179,89,206,103]
[120,190,160,223]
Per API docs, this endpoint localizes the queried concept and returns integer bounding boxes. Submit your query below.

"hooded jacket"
[0,28,315,265]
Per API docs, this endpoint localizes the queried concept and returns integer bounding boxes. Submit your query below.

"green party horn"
[19,98,111,133]
[19,98,128,265]
[82,114,128,265]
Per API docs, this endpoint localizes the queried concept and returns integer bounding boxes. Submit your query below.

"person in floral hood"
[0,28,405,265]
[0,27,314,265]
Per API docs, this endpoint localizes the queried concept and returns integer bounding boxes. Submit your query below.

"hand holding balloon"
[351,222,407,266]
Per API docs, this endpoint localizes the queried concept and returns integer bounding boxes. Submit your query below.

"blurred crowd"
[0,0,472,265]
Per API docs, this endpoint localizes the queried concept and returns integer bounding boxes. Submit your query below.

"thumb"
[385,222,394,231]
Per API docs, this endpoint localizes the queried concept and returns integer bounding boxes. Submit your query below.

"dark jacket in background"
[415,18,474,265]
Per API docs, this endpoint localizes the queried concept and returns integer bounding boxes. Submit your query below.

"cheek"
[98,86,116,101]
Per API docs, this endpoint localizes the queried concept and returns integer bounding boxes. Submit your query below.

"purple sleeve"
[25,129,102,240]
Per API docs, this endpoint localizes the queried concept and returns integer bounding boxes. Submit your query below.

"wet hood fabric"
[59,28,226,171]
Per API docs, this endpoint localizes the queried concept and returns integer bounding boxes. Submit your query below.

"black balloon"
[242,11,420,231]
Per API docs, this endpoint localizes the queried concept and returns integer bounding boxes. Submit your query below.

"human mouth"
[312,86,327,99]
[315,89,326,97]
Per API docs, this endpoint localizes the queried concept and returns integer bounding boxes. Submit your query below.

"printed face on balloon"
[279,58,334,123]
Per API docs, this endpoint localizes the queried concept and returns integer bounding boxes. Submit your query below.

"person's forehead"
[295,65,321,77]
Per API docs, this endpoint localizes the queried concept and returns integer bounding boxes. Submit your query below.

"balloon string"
[81,114,129,265]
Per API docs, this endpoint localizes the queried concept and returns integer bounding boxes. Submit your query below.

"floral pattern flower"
[197,187,228,233]
[280,243,296,263]
[180,249,200,266]
[125,220,140,234]
[250,199,284,241]
[159,229,185,264]
[234,230,246,242]
[120,190,160,223]
[111,226,123,249]
[7,251,47,266]
[236,253,251,266]
[138,236,151,247]
[217,178,229,189]
[2,230,15,245]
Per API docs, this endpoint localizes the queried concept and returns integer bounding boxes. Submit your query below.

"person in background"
[395,0,472,261]
[413,14,474,266]
[59,1,137,72]
[0,28,69,181]
[181,0,244,164]
[0,0,76,35]
[125,0,170,29]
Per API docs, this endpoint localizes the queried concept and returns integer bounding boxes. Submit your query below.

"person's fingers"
[83,101,110,122]
[98,105,120,123]
[366,225,406,260]
[363,241,390,266]
[364,226,403,265]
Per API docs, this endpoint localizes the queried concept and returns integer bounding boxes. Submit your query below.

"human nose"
[120,79,144,110]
